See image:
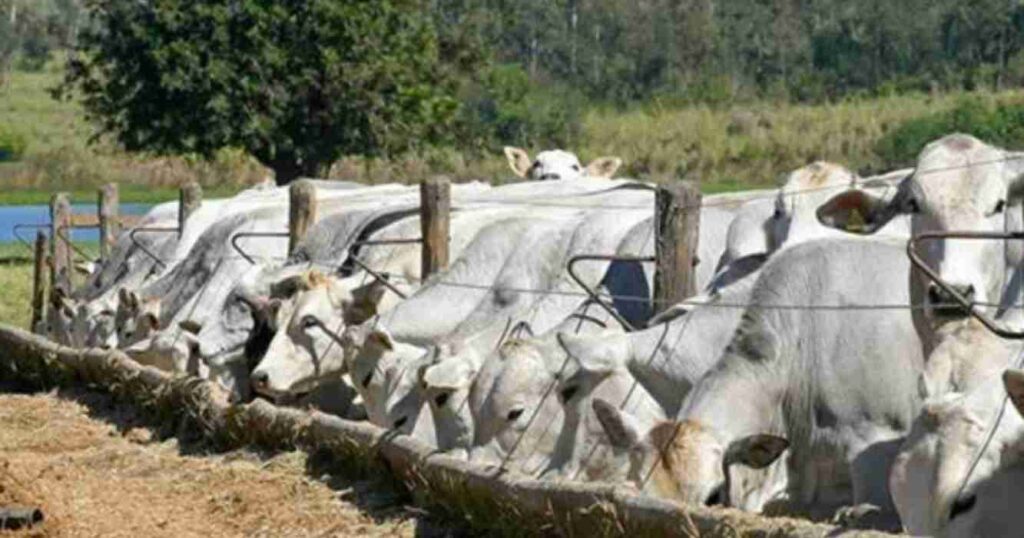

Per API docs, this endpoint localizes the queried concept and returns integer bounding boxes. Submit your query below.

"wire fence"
[32,151,1024,497]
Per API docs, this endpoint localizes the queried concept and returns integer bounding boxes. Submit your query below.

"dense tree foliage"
[60,0,460,184]
[1,0,83,73]
[16,0,1024,181]
[431,0,1024,103]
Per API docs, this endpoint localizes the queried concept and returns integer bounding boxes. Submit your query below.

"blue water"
[0,203,154,244]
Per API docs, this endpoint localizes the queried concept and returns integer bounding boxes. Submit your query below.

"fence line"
[1,324,882,537]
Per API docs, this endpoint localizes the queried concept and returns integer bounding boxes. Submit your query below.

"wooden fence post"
[420,177,451,279]
[98,182,119,260]
[178,181,202,237]
[31,231,48,333]
[288,179,318,256]
[653,181,701,315]
[50,192,72,293]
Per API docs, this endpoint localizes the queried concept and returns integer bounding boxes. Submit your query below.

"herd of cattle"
[37,136,1024,535]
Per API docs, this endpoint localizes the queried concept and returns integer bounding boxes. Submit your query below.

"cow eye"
[361,371,373,388]
[559,385,579,402]
[949,494,977,520]
[572,164,580,171]
[434,391,450,407]
[907,199,921,214]
[506,408,524,422]
[300,315,317,329]
[772,208,783,220]
[994,199,1006,215]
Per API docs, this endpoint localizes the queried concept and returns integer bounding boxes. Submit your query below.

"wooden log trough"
[0,324,893,537]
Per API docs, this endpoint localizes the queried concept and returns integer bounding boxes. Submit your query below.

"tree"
[60,0,460,185]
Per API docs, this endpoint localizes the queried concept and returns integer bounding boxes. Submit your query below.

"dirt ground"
[0,388,449,537]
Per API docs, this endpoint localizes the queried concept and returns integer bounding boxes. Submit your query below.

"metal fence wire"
[23,152,1024,495]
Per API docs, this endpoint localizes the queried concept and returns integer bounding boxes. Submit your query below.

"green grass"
[0,66,267,198]
[0,185,244,205]
[0,258,34,329]
[0,241,103,330]
[5,64,1024,203]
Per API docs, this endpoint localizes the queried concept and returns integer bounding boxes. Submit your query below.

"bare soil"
[0,388,448,537]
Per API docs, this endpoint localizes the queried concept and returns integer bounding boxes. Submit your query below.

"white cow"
[889,370,1024,536]
[503,147,622,181]
[942,369,1024,537]
[592,238,924,528]
[463,309,617,472]
[887,323,1024,536]
[547,337,667,482]
[818,133,1024,351]
[555,256,763,418]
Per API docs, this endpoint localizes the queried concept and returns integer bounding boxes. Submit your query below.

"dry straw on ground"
[0,324,898,537]
[0,389,428,537]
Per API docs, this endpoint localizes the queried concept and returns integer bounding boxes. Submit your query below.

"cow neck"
[678,353,785,445]
[627,275,759,416]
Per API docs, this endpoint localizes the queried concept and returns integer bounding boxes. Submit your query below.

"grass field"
[0,260,33,329]
[5,65,1024,205]
[0,242,103,330]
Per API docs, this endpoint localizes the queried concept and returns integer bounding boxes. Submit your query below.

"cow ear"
[557,332,617,375]
[504,146,532,178]
[74,261,96,276]
[593,398,642,450]
[585,156,623,179]
[349,278,389,323]
[918,372,937,400]
[118,288,140,310]
[367,328,395,351]
[509,320,534,340]
[179,319,202,335]
[816,189,892,234]
[266,298,284,321]
[724,434,788,470]
[1003,369,1024,418]
[271,274,309,298]
[422,359,475,391]
[143,312,160,331]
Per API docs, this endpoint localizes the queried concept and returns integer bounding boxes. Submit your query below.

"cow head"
[468,338,566,474]
[115,288,161,348]
[504,147,623,181]
[768,161,858,251]
[547,332,665,481]
[339,323,426,427]
[73,299,117,349]
[890,369,1024,536]
[249,271,390,399]
[47,286,78,345]
[819,134,1024,322]
[422,354,479,456]
[593,405,788,509]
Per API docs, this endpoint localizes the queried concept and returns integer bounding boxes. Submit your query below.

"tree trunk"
[268,158,304,186]
[265,157,326,186]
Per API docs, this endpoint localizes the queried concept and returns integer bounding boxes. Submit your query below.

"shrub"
[875,96,1024,167]
[456,63,584,152]
[0,127,27,162]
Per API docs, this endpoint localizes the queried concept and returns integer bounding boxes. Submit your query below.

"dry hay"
[0,324,894,538]
[0,390,425,537]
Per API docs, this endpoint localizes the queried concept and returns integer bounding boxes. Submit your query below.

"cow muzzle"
[927,283,975,318]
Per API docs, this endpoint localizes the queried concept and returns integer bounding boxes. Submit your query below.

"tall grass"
[0,260,33,329]
[5,65,1024,203]
[0,66,267,202]
[582,91,1024,187]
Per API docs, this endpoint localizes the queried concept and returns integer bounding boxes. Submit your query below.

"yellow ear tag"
[847,207,866,232]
